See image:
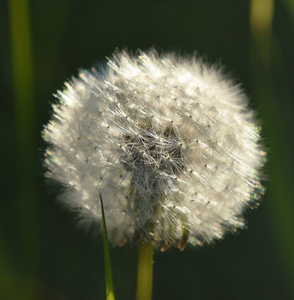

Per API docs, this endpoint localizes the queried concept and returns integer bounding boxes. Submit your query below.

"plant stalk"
[136,243,154,300]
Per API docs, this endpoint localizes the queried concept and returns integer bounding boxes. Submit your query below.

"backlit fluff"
[43,50,266,250]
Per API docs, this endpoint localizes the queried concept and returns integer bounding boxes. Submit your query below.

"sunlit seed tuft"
[43,49,266,249]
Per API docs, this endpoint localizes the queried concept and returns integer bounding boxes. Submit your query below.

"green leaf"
[100,194,115,300]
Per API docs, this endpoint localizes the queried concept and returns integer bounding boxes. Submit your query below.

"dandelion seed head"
[43,49,266,249]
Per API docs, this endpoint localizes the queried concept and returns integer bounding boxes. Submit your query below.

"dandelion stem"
[136,243,154,300]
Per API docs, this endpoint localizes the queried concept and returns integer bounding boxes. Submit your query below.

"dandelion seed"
[43,49,266,250]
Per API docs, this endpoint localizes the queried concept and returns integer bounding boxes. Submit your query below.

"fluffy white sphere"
[43,50,266,249]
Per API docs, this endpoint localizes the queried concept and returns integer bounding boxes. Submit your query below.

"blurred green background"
[1,0,294,299]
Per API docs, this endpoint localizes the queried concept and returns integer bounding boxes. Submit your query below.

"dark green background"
[1,0,294,299]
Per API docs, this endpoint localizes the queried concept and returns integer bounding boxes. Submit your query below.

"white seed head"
[43,49,266,249]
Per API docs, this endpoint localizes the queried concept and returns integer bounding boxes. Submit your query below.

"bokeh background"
[1,0,294,299]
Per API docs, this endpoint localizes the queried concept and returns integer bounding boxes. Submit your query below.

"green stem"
[136,243,154,300]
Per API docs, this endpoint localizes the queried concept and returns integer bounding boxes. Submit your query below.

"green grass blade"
[250,0,294,295]
[9,0,38,299]
[100,194,115,300]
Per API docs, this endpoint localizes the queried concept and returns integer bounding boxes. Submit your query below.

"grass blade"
[100,194,115,300]
[9,0,38,298]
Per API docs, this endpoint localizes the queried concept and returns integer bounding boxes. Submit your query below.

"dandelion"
[43,49,266,251]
